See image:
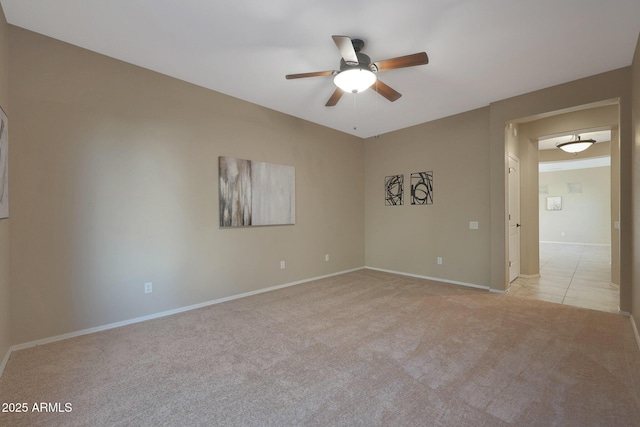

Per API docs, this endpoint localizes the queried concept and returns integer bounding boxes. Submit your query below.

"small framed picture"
[546,196,562,211]
[385,174,404,206]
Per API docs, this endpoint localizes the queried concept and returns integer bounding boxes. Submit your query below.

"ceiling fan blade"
[372,80,402,102]
[285,70,334,79]
[373,52,429,72]
[325,88,344,106]
[332,35,359,65]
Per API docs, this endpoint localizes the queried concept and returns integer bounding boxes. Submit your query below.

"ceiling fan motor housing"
[340,53,376,72]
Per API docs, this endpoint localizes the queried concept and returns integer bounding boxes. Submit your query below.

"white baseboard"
[519,274,540,279]
[365,266,489,291]
[11,267,365,352]
[0,346,10,378]
[631,315,640,352]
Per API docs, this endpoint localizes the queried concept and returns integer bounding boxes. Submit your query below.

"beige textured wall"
[489,68,632,308]
[0,5,10,366]
[8,27,364,344]
[364,108,491,287]
[632,33,640,322]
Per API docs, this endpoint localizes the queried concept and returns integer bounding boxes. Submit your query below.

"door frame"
[508,153,521,283]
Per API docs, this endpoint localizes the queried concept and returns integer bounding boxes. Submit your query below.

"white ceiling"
[2,0,639,139]
[539,156,610,172]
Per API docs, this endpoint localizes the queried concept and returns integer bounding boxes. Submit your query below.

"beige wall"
[0,4,10,367]
[632,33,640,324]
[8,27,365,344]
[489,69,632,314]
[364,108,491,287]
[539,166,611,244]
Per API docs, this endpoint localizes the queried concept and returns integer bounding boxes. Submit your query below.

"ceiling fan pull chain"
[353,92,358,130]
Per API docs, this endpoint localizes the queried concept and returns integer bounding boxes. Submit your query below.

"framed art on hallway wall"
[546,196,562,211]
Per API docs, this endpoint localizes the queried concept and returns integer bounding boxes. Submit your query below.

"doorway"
[505,104,621,314]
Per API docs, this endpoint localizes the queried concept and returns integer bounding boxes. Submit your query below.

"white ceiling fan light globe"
[334,69,377,93]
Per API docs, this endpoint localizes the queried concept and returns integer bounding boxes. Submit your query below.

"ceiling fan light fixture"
[333,68,377,93]
[556,135,596,154]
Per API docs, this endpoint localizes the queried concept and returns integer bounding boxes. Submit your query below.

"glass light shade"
[333,69,377,93]
[556,141,594,153]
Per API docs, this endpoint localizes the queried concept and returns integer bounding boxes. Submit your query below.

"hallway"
[508,242,619,313]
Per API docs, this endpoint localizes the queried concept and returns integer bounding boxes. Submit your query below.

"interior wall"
[364,107,491,287]
[489,68,632,312]
[539,166,611,244]
[8,27,365,345]
[632,33,640,323]
[0,4,10,368]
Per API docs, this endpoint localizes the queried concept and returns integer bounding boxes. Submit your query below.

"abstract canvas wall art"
[219,156,295,227]
[385,174,404,206]
[546,196,562,211]
[410,171,433,205]
[0,106,8,219]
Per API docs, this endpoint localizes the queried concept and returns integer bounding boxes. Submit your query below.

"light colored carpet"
[1,269,639,426]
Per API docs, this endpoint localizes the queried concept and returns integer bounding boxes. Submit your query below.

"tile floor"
[508,242,619,313]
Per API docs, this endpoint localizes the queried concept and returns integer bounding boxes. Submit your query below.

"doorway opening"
[505,102,621,314]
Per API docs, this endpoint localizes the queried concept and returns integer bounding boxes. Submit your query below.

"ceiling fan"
[285,35,429,106]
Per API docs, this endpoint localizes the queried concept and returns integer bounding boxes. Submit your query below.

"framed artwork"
[567,182,582,193]
[385,174,404,206]
[0,106,7,219]
[410,171,433,205]
[546,196,562,211]
[219,156,295,227]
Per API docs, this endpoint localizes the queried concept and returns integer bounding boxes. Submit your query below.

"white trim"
[0,347,11,378]
[519,274,540,279]
[365,266,489,291]
[631,315,640,352]
[11,267,364,352]
[489,288,507,294]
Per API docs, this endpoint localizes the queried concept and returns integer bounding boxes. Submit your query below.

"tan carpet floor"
[1,269,639,426]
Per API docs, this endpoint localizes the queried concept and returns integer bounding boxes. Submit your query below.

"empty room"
[1,1,640,426]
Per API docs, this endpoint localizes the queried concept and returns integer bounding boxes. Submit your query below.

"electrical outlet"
[437,257,443,265]
[325,254,330,262]
[469,221,479,230]
[144,282,153,294]
[280,261,286,269]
